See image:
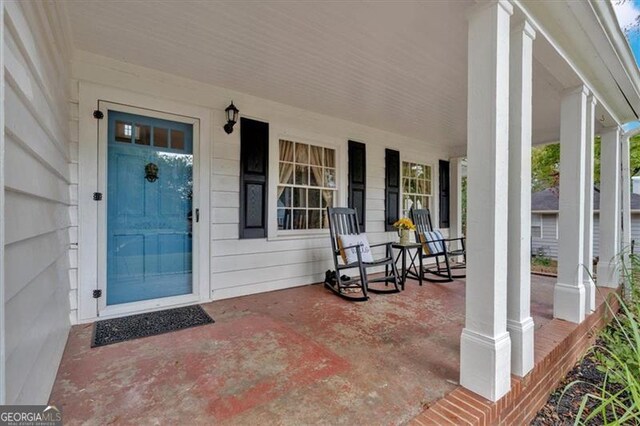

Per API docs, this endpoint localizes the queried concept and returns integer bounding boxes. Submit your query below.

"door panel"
[107,110,194,305]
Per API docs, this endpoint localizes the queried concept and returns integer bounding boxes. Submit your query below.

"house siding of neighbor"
[531,188,640,260]
[2,2,73,404]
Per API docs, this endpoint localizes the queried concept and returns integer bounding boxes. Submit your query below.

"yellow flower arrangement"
[392,217,416,231]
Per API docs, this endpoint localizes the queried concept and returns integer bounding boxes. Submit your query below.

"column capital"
[512,19,536,40]
[587,94,597,107]
[562,84,590,98]
[467,0,513,21]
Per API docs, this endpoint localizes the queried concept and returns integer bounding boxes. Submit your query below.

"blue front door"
[107,111,194,305]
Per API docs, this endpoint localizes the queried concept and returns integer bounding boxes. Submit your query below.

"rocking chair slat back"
[411,208,434,237]
[327,207,360,254]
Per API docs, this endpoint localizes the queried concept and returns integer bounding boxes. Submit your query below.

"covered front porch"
[49,275,561,424]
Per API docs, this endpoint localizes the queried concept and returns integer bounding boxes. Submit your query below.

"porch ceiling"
[64,1,573,148]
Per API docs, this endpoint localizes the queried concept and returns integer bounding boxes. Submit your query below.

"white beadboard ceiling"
[63,0,568,147]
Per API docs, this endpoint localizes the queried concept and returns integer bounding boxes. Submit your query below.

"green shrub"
[571,251,640,425]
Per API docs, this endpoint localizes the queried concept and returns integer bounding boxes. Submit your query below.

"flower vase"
[399,229,410,245]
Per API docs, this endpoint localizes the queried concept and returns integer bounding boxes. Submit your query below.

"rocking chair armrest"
[443,237,465,244]
[338,243,364,251]
[368,242,393,249]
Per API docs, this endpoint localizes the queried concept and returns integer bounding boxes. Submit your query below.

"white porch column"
[621,135,632,285]
[507,20,535,378]
[554,85,589,324]
[449,157,464,241]
[460,0,512,401]
[598,127,621,287]
[583,96,596,313]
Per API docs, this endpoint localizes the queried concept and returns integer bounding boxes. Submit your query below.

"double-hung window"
[277,139,336,230]
[531,214,543,239]
[402,161,432,218]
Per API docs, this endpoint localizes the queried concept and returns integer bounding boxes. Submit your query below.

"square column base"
[507,317,534,377]
[583,277,596,313]
[596,262,620,288]
[553,282,586,323]
[460,329,511,401]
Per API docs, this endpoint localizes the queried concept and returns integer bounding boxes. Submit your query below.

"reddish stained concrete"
[49,275,556,425]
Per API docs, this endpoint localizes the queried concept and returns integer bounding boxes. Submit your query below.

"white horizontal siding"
[71,51,452,307]
[3,0,72,404]
[531,214,558,259]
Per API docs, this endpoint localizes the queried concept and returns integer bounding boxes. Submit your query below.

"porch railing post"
[507,19,535,378]
[554,85,589,324]
[597,127,621,288]
[460,0,512,402]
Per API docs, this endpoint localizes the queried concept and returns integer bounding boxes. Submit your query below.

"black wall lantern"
[224,101,239,134]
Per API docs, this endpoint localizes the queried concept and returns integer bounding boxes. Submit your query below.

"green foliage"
[531,135,640,192]
[531,248,552,267]
[571,251,640,425]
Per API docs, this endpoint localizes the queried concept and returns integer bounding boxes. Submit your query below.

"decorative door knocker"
[145,163,159,182]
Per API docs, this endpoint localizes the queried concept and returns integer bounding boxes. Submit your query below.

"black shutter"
[439,160,450,228]
[239,118,269,239]
[385,149,400,231]
[348,141,366,231]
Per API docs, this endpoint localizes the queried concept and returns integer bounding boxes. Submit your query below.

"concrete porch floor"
[49,275,556,425]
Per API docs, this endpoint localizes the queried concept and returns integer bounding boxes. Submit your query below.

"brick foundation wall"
[412,288,620,425]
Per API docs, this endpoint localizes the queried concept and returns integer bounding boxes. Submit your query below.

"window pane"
[295,165,309,185]
[416,179,425,194]
[324,168,336,188]
[295,143,309,164]
[294,188,306,208]
[310,167,323,187]
[409,179,417,194]
[308,210,321,229]
[425,166,431,180]
[135,124,151,145]
[278,209,292,230]
[322,209,330,229]
[322,190,333,208]
[280,140,294,162]
[414,196,423,210]
[278,186,292,208]
[154,127,169,148]
[414,164,424,179]
[324,148,335,167]
[279,162,294,184]
[115,121,132,143]
[308,188,321,208]
[424,180,431,195]
[403,178,410,194]
[310,145,323,166]
[171,130,184,150]
[402,162,410,178]
[293,209,307,229]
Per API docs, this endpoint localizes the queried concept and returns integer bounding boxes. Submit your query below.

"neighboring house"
[531,188,640,259]
[1,0,639,408]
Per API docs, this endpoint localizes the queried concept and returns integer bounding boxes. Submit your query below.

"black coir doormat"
[92,305,214,347]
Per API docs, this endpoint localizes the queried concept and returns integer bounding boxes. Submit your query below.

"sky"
[613,0,640,65]
[612,0,640,131]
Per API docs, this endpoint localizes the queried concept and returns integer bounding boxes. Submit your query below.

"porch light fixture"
[224,101,239,134]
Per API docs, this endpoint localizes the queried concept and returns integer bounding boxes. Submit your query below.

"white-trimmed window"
[531,214,543,239]
[277,139,336,230]
[402,161,432,217]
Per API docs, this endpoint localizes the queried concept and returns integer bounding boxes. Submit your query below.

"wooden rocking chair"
[326,207,401,301]
[410,208,466,282]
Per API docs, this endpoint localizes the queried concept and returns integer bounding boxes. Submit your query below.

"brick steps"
[411,288,619,425]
